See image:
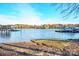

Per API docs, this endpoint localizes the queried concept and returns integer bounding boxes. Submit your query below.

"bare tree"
[51,3,79,19]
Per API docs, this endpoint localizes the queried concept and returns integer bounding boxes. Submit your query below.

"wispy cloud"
[0,4,42,25]
[0,3,78,25]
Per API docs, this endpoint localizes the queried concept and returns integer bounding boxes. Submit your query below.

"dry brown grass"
[31,40,71,49]
[14,42,37,46]
[0,40,79,56]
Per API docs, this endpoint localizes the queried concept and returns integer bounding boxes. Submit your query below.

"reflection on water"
[0,31,11,39]
[0,29,79,43]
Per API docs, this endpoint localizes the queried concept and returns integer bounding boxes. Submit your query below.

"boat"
[55,27,79,33]
[9,29,20,32]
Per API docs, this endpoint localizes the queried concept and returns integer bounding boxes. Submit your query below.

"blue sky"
[0,3,78,25]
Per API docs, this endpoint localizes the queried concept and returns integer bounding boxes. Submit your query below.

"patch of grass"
[31,39,70,49]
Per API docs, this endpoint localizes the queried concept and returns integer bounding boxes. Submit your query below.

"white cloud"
[12,4,42,25]
[1,4,76,25]
[0,15,17,25]
[0,4,79,25]
[0,4,43,25]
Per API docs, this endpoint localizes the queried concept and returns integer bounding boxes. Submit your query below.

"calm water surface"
[0,29,79,43]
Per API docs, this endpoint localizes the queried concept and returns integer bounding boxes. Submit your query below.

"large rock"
[62,42,79,56]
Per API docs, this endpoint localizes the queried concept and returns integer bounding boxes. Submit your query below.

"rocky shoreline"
[0,40,79,56]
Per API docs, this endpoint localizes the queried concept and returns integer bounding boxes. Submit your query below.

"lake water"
[0,29,79,43]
